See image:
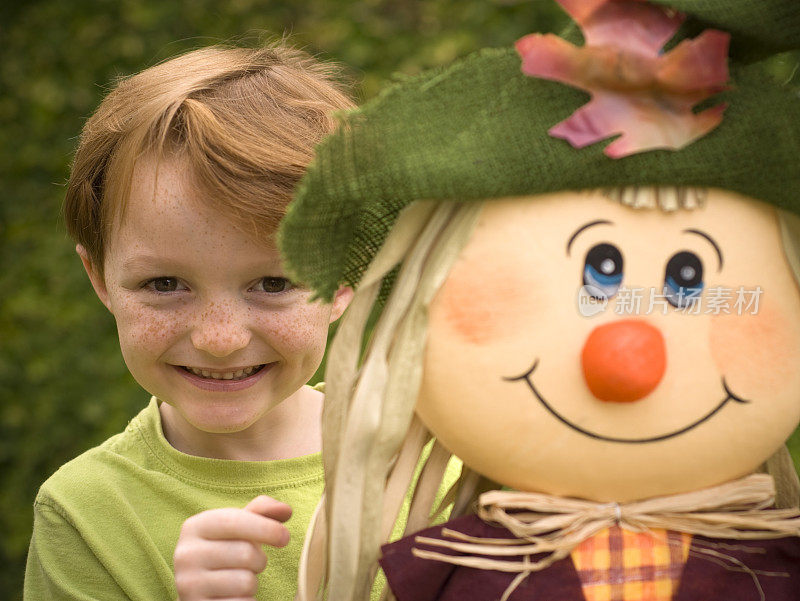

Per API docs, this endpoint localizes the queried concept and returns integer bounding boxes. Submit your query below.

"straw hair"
[64,39,353,275]
[297,200,487,601]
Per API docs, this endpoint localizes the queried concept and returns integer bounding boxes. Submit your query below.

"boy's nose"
[581,319,666,403]
[191,304,252,357]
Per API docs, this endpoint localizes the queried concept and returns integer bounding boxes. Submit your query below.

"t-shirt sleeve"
[24,501,129,601]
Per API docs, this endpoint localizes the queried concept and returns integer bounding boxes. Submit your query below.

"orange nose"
[581,319,666,403]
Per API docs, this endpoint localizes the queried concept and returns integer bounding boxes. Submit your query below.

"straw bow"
[411,474,800,601]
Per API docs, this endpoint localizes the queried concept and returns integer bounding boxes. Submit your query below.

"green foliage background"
[1,1,798,599]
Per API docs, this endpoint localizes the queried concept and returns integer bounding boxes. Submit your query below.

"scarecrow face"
[416,189,800,502]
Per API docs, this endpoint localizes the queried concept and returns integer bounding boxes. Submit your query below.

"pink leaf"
[572,0,684,56]
[516,0,729,157]
[657,30,731,93]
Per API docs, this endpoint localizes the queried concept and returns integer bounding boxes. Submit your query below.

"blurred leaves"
[0,1,798,600]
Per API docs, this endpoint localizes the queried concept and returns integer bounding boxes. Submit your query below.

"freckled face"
[416,190,800,502]
[95,156,347,435]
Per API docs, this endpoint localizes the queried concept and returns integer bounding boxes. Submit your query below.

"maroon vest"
[380,514,800,601]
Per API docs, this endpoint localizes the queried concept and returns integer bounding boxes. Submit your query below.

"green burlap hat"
[279,0,800,301]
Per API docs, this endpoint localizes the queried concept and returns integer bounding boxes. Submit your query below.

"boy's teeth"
[186,365,262,380]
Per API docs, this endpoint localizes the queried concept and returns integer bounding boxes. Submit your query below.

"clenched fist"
[174,496,293,601]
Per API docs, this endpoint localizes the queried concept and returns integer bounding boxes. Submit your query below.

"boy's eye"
[663,251,704,308]
[254,277,294,293]
[583,243,624,299]
[146,277,184,293]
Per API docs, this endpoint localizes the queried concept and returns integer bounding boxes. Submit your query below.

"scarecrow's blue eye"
[663,251,704,308]
[583,243,623,299]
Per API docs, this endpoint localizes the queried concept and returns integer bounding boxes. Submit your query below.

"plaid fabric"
[571,526,692,601]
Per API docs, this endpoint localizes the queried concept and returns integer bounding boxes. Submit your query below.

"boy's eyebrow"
[683,228,723,270]
[566,220,614,256]
[120,254,193,273]
[121,254,167,270]
[121,253,288,273]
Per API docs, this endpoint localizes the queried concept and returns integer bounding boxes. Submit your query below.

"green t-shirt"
[24,396,326,601]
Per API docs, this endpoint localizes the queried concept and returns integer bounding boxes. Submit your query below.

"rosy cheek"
[436,284,493,345]
[434,261,525,346]
[709,299,800,397]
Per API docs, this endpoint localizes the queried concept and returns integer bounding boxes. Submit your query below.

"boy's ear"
[329,286,354,323]
[76,245,112,313]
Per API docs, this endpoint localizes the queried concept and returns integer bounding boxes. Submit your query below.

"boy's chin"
[161,396,270,435]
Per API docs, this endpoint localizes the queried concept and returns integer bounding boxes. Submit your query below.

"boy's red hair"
[65,40,354,275]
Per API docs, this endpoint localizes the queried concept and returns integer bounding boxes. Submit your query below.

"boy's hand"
[174,496,292,601]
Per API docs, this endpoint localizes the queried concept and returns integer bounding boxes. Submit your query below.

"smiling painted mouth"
[504,360,751,444]
[180,364,266,381]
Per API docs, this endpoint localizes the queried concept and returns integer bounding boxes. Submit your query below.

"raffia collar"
[412,474,800,601]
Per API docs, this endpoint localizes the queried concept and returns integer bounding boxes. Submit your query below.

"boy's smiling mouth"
[180,364,267,381]
[172,363,274,391]
[505,359,751,444]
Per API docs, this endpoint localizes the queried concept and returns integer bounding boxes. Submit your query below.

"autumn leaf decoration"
[516,0,730,158]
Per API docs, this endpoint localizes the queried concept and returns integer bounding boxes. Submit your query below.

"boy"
[24,42,353,601]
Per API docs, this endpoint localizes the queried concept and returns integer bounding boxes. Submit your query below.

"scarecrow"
[279,1,800,599]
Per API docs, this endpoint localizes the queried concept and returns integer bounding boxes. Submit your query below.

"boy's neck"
[158,386,323,461]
